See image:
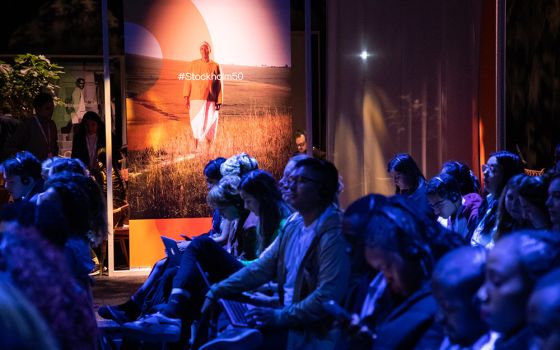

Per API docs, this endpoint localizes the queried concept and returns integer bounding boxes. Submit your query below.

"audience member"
[546,174,560,232]
[528,268,560,350]
[47,157,89,178]
[553,143,560,173]
[426,173,481,239]
[1,151,43,202]
[440,160,481,195]
[477,230,560,350]
[278,153,310,204]
[471,151,523,247]
[347,197,461,349]
[97,157,229,325]
[5,92,58,160]
[0,201,98,349]
[202,158,349,350]
[387,153,428,208]
[123,169,290,345]
[0,275,59,350]
[432,246,495,349]
[518,175,550,230]
[40,172,107,293]
[494,174,527,241]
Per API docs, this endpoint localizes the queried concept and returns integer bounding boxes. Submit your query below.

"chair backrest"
[112,201,129,228]
[524,168,545,177]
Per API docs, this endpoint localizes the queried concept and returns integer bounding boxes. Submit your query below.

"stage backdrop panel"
[123,0,291,267]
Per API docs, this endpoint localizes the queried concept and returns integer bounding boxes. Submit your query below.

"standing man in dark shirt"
[5,93,59,161]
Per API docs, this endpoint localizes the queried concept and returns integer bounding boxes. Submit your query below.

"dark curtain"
[327,0,482,207]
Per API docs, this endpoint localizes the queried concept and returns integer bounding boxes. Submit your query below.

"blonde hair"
[207,175,242,209]
[220,153,258,177]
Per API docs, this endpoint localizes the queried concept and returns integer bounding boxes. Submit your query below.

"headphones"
[433,176,461,203]
[369,203,433,277]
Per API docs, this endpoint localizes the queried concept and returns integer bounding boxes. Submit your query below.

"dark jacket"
[369,284,443,350]
[5,116,58,161]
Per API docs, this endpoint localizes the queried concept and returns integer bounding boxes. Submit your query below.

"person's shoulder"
[242,211,259,230]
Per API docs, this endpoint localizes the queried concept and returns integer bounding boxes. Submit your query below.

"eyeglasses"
[430,199,447,210]
[286,175,321,187]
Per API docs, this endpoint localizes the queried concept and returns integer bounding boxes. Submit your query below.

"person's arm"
[206,232,282,300]
[182,62,192,110]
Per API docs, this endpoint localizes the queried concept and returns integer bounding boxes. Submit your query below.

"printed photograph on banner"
[123,0,292,219]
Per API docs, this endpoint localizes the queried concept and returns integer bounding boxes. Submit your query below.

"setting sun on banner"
[122,0,292,268]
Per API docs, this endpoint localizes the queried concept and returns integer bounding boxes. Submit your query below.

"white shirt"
[283,218,318,306]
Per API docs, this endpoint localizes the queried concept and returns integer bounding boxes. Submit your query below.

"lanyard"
[34,116,51,150]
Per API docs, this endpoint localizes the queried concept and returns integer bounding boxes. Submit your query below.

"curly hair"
[204,157,227,181]
[207,174,243,210]
[220,152,258,177]
[44,172,107,246]
[0,275,59,350]
[0,225,97,349]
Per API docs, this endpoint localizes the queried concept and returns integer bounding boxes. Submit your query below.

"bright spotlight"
[360,50,369,60]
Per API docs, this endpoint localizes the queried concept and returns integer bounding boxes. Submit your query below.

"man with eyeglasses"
[202,158,350,350]
[426,173,481,240]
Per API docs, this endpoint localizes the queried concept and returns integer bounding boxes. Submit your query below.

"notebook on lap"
[195,261,254,328]
[160,236,182,265]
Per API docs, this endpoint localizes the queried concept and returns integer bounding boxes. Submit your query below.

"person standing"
[72,78,87,129]
[71,111,105,171]
[5,93,58,161]
[183,41,222,153]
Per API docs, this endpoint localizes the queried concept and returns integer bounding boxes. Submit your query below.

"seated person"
[477,230,560,349]
[432,246,496,349]
[471,151,523,248]
[0,201,98,349]
[38,172,108,295]
[1,151,44,202]
[122,169,291,345]
[494,174,527,241]
[201,158,349,350]
[528,268,560,350]
[97,156,248,323]
[517,175,550,230]
[547,174,560,233]
[341,197,461,350]
[440,160,481,195]
[426,173,481,239]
